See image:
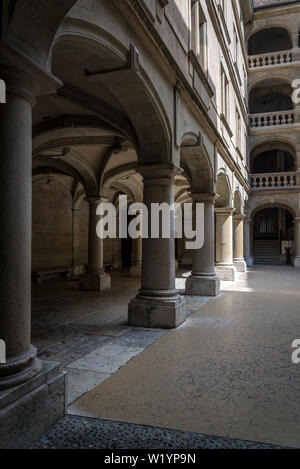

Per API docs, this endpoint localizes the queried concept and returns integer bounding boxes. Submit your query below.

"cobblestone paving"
[30,415,285,449]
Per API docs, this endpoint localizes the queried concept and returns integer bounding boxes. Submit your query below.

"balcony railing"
[251,172,296,189]
[249,110,294,128]
[248,50,293,68]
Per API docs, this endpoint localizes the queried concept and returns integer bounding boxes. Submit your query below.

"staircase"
[253,240,281,265]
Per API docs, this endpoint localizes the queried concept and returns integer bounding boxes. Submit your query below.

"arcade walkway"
[32,266,300,448]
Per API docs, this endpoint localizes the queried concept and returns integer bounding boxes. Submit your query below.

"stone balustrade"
[249,110,294,128]
[251,172,296,189]
[248,50,293,68]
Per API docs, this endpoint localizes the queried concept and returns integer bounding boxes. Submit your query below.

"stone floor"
[32,272,210,405]
[31,266,300,448]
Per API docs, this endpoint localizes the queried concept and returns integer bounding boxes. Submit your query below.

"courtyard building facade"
[0,0,300,448]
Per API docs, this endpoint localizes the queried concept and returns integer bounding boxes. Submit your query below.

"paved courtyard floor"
[32,266,300,448]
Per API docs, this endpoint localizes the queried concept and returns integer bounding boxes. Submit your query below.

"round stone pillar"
[233,215,247,272]
[130,236,142,277]
[80,197,111,292]
[0,68,41,389]
[128,164,186,329]
[185,194,220,296]
[244,218,254,267]
[215,207,236,281]
[293,218,300,268]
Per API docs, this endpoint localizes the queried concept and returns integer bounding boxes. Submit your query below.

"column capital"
[191,193,217,204]
[215,207,234,215]
[244,217,253,225]
[138,164,183,185]
[0,66,35,106]
[233,214,245,221]
[293,217,300,224]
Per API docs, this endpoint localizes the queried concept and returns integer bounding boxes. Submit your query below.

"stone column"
[233,215,247,272]
[244,218,254,267]
[215,207,237,281]
[128,164,186,329]
[0,68,42,389]
[130,236,142,277]
[80,197,111,292]
[293,218,300,268]
[186,194,220,296]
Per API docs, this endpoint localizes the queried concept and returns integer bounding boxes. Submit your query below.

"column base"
[128,293,186,329]
[234,258,247,272]
[185,275,220,297]
[215,264,237,281]
[0,345,42,391]
[0,361,66,449]
[80,272,111,292]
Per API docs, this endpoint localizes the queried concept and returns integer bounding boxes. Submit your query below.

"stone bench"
[33,267,73,284]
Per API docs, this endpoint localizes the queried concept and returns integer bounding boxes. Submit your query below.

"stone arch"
[51,28,172,164]
[101,164,139,200]
[249,135,297,155]
[215,172,232,208]
[5,0,78,70]
[248,27,292,55]
[250,140,296,174]
[248,76,293,94]
[249,79,293,114]
[249,200,298,220]
[33,148,99,198]
[234,190,243,216]
[180,135,214,194]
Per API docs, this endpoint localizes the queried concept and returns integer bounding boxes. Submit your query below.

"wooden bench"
[33,267,73,284]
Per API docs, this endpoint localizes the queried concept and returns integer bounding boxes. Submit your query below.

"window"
[191,0,208,71]
[233,26,239,65]
[221,66,229,121]
[236,107,241,149]
[221,0,226,19]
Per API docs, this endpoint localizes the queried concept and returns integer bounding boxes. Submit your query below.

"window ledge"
[220,113,233,138]
[188,49,214,98]
[217,5,231,45]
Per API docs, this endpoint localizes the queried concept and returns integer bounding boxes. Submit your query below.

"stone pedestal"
[80,198,111,292]
[128,165,186,329]
[0,362,66,449]
[215,208,236,281]
[233,215,247,272]
[186,194,220,296]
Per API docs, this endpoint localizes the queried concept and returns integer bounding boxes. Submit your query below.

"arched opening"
[234,190,243,215]
[215,173,231,209]
[251,149,295,174]
[179,136,214,269]
[252,207,294,265]
[249,81,293,114]
[248,27,292,55]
